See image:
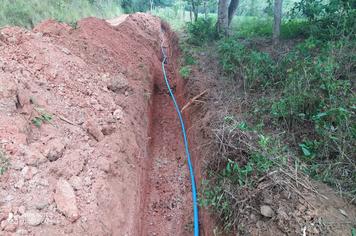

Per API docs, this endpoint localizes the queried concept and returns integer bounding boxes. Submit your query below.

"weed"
[201,116,294,232]
[31,109,52,128]
[217,37,275,90]
[0,150,9,175]
[186,17,215,46]
[179,66,191,79]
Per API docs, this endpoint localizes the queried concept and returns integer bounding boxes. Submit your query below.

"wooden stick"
[181,90,208,112]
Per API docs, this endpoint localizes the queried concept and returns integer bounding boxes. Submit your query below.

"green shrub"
[201,117,289,232]
[186,17,215,46]
[217,37,275,90]
[216,32,355,195]
[179,66,191,79]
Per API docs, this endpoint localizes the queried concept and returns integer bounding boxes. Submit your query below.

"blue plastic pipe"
[160,43,199,236]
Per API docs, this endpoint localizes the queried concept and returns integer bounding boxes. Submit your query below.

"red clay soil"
[0,13,194,235]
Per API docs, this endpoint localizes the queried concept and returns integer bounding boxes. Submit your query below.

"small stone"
[4,222,17,232]
[260,205,274,218]
[16,229,29,235]
[11,160,25,171]
[61,48,71,55]
[24,148,47,166]
[86,120,104,142]
[0,212,7,222]
[101,125,116,135]
[54,178,79,222]
[69,176,83,191]
[33,196,50,210]
[21,166,38,180]
[23,211,44,226]
[18,206,26,215]
[45,139,65,161]
[107,73,129,93]
[113,107,124,120]
[16,89,31,108]
[83,176,91,187]
[15,179,25,189]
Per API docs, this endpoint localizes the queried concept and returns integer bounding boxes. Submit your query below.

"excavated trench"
[139,26,194,236]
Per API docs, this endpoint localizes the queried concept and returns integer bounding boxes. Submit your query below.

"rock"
[107,73,129,93]
[86,121,104,142]
[17,206,26,215]
[54,178,79,222]
[260,205,274,218]
[4,222,17,232]
[69,176,83,191]
[16,229,29,235]
[24,148,47,166]
[0,212,7,222]
[61,47,71,55]
[83,176,92,187]
[11,160,25,171]
[21,166,38,180]
[113,107,124,120]
[15,178,25,189]
[23,211,44,226]
[56,150,84,178]
[33,195,50,210]
[45,139,65,161]
[16,89,31,108]
[101,125,116,135]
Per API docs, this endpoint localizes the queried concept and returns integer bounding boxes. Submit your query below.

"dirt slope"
[0,13,192,235]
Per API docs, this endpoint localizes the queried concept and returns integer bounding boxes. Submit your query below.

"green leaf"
[299,144,311,157]
[32,117,42,128]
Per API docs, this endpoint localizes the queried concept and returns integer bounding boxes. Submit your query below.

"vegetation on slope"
[171,0,355,233]
[0,0,123,28]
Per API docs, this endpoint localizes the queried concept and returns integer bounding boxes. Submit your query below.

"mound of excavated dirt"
[0,13,180,235]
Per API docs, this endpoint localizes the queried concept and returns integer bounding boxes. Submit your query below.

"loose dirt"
[0,13,194,235]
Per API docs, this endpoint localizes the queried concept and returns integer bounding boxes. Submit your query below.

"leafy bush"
[179,66,191,79]
[292,0,356,40]
[217,32,355,195]
[217,37,275,90]
[201,116,295,232]
[186,17,215,46]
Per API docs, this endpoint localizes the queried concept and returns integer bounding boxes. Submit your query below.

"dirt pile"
[0,13,180,235]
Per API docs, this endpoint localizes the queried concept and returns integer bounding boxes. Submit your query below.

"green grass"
[152,7,190,31]
[230,16,308,39]
[0,0,123,28]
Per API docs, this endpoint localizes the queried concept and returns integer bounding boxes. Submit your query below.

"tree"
[185,0,201,22]
[217,0,239,35]
[273,0,283,45]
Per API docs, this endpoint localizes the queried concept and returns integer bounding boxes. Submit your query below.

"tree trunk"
[273,0,283,46]
[204,1,207,19]
[150,0,153,12]
[217,0,229,35]
[192,0,198,22]
[189,6,193,22]
[228,0,239,26]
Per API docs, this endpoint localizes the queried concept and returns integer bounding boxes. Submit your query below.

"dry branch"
[181,90,208,112]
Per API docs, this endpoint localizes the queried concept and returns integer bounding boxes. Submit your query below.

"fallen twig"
[181,90,208,112]
[58,115,79,126]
